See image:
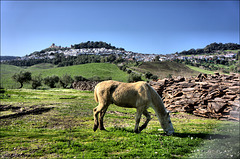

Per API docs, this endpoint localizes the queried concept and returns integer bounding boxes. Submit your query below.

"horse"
[93,80,174,135]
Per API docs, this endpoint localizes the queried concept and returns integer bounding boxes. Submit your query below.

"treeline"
[3,54,125,67]
[72,41,125,50]
[178,42,240,55]
[11,71,110,89]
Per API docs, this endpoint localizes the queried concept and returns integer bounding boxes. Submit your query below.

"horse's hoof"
[134,129,140,133]
[100,127,106,131]
[93,126,98,132]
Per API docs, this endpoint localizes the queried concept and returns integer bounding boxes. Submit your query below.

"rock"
[149,73,240,121]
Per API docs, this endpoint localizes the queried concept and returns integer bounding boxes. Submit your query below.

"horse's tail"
[94,86,98,103]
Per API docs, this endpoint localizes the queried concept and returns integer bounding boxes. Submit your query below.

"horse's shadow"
[106,127,230,140]
[172,132,230,140]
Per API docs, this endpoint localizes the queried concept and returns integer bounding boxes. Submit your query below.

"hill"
[0,63,129,89]
[130,61,199,79]
[0,56,19,61]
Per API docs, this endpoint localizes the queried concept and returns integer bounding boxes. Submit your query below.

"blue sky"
[1,1,239,56]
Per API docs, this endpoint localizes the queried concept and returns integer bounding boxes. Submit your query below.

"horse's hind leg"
[139,109,151,132]
[99,106,108,130]
[93,104,108,132]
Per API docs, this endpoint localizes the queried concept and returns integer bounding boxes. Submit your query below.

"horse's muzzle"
[166,130,174,136]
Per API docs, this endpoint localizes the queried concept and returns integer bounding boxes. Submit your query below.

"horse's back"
[95,80,151,108]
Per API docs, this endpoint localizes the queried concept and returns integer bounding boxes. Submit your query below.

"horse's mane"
[147,84,167,116]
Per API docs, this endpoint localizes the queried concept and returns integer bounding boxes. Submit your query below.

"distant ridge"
[0,56,19,61]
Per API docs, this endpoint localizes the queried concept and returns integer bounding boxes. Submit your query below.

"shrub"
[44,76,59,88]
[150,75,158,81]
[74,75,88,82]
[0,87,9,99]
[127,69,132,74]
[59,74,74,88]
[166,74,173,79]
[145,71,153,79]
[31,74,43,89]
[128,73,142,83]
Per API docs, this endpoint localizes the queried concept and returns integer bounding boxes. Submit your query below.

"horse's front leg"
[139,109,151,132]
[134,108,144,133]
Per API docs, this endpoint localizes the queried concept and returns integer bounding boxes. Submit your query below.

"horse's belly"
[112,95,137,108]
[114,101,136,108]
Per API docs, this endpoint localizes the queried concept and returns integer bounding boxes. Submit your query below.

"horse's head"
[160,111,174,135]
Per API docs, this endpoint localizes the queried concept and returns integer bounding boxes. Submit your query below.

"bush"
[166,74,173,78]
[44,76,59,88]
[128,73,142,83]
[74,75,88,82]
[31,74,43,89]
[150,75,158,81]
[0,87,9,99]
[127,69,132,74]
[145,71,153,79]
[59,74,74,88]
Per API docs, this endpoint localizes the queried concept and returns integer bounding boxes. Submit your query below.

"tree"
[44,76,59,88]
[127,69,132,74]
[74,75,88,82]
[59,74,74,88]
[128,73,142,83]
[145,72,153,79]
[12,71,32,88]
[150,75,158,81]
[31,74,43,89]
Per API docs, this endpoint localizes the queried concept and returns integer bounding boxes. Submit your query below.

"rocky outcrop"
[150,73,240,121]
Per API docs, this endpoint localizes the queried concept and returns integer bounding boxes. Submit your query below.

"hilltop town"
[18,43,157,62]
[9,42,239,62]
[1,41,240,74]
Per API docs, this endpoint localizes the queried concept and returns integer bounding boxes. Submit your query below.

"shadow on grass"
[173,132,230,140]
[106,127,231,140]
[107,127,134,133]
[0,106,54,119]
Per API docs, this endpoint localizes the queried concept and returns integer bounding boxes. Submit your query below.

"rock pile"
[72,81,99,91]
[150,73,240,121]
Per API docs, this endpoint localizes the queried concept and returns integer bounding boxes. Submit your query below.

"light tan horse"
[93,80,174,135]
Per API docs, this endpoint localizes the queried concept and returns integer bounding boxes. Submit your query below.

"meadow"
[0,63,129,89]
[0,89,239,158]
[129,61,200,79]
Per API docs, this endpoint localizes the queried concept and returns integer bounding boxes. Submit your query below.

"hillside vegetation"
[130,61,199,79]
[1,63,129,89]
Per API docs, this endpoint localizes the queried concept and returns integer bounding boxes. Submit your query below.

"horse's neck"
[150,86,167,117]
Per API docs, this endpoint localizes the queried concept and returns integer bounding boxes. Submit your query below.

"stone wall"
[72,81,99,91]
[150,73,240,121]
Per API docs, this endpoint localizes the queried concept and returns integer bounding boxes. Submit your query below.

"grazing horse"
[93,80,174,135]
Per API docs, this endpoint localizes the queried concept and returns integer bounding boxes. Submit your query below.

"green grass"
[0,63,129,88]
[0,89,239,158]
[186,65,215,75]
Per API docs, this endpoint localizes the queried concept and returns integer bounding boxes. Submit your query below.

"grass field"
[186,65,215,75]
[0,89,239,158]
[130,61,200,79]
[0,63,129,89]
